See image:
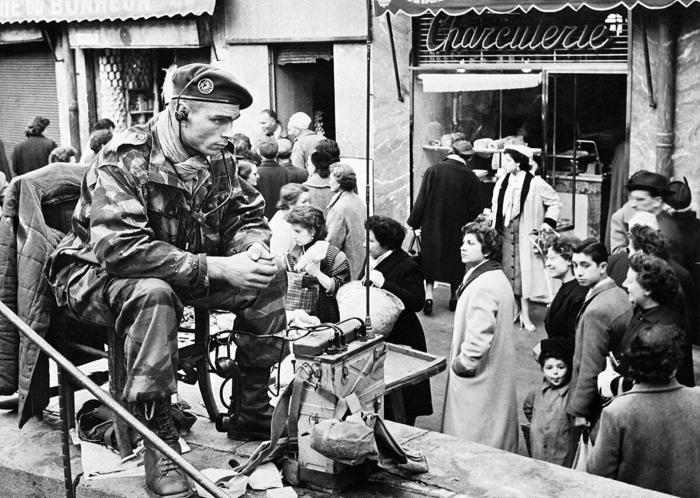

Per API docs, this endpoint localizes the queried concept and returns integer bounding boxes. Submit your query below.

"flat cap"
[258,137,279,159]
[171,63,252,109]
[451,139,474,156]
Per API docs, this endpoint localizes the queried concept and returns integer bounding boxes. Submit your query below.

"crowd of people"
[217,110,699,497]
[1,64,699,498]
[408,135,699,497]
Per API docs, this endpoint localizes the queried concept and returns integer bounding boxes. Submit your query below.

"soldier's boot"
[227,367,273,441]
[138,400,194,498]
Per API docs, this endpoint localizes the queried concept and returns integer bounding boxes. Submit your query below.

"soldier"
[46,64,286,498]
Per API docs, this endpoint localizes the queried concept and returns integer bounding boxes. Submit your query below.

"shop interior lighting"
[456,59,467,73]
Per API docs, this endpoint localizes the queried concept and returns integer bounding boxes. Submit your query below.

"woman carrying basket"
[360,215,433,426]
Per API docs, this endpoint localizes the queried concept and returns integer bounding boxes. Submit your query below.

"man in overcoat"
[46,64,286,498]
[407,139,481,313]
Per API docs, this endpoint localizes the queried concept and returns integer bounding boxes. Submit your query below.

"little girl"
[523,337,577,467]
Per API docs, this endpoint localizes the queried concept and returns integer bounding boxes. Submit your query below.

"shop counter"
[553,173,611,240]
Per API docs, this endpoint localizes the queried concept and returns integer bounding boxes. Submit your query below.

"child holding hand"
[523,337,577,467]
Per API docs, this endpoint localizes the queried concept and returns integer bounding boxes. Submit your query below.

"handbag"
[408,231,422,266]
[284,253,320,314]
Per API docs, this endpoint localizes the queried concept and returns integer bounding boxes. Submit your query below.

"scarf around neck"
[456,259,502,298]
[155,110,210,181]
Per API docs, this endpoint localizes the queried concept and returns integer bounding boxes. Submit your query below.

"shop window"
[89,47,210,131]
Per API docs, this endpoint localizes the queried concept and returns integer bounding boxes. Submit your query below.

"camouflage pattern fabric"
[46,117,286,403]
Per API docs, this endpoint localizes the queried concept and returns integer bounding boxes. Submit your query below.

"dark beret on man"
[171,63,253,109]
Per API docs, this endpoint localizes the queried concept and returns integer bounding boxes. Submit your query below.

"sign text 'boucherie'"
[426,13,613,53]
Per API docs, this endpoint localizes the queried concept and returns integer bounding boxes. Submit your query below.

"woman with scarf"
[491,146,561,332]
[442,221,519,453]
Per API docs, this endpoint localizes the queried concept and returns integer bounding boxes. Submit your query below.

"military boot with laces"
[139,400,194,498]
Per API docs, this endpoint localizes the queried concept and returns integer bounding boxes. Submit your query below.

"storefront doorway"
[273,44,336,140]
[545,72,627,236]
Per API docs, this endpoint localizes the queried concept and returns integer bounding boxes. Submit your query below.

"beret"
[171,63,252,109]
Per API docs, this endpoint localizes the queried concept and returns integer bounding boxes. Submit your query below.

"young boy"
[524,337,577,467]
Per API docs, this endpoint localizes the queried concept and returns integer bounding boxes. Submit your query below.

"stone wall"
[371,14,412,223]
[630,5,700,210]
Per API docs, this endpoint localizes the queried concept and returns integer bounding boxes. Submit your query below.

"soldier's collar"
[148,127,209,191]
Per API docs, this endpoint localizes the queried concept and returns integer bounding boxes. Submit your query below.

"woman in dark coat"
[407,140,481,314]
[362,215,432,425]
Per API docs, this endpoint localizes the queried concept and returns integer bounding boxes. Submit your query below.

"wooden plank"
[384,343,446,393]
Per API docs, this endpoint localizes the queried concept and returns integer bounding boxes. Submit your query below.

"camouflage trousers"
[54,263,287,403]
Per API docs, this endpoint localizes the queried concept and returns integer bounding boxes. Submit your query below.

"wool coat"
[442,264,519,453]
[523,380,576,467]
[303,174,332,217]
[326,190,366,280]
[491,173,561,299]
[407,157,480,287]
[566,279,633,421]
[256,159,289,219]
[587,381,700,498]
[360,249,432,421]
[11,135,57,176]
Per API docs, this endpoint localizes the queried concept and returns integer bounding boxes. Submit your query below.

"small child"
[523,337,577,467]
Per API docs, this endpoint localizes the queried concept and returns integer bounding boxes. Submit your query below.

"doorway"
[273,44,336,140]
[544,72,627,237]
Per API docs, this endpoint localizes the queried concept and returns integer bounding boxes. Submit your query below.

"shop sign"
[0,0,214,24]
[426,13,612,53]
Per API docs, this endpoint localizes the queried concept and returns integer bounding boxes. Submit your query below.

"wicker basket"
[336,281,405,337]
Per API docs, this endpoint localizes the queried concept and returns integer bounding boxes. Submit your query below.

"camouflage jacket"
[49,119,270,298]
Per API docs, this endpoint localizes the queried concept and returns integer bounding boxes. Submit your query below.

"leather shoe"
[423,299,433,316]
[448,298,458,312]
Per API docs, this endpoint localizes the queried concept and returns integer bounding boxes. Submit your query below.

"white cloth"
[502,170,526,228]
[269,209,295,256]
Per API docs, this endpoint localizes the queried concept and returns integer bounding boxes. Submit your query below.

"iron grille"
[414,8,628,66]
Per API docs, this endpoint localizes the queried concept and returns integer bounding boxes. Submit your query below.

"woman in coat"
[361,215,432,425]
[442,221,519,453]
[587,324,700,498]
[407,140,481,314]
[491,145,561,331]
[326,163,366,279]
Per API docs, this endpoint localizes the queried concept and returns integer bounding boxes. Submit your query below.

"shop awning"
[419,72,542,92]
[0,0,216,24]
[374,0,699,15]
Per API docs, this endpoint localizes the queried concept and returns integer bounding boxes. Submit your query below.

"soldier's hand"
[207,252,277,290]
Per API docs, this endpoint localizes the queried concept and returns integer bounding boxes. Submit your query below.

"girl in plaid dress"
[285,205,351,323]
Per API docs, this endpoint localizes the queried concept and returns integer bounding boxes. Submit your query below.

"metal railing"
[0,300,228,498]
